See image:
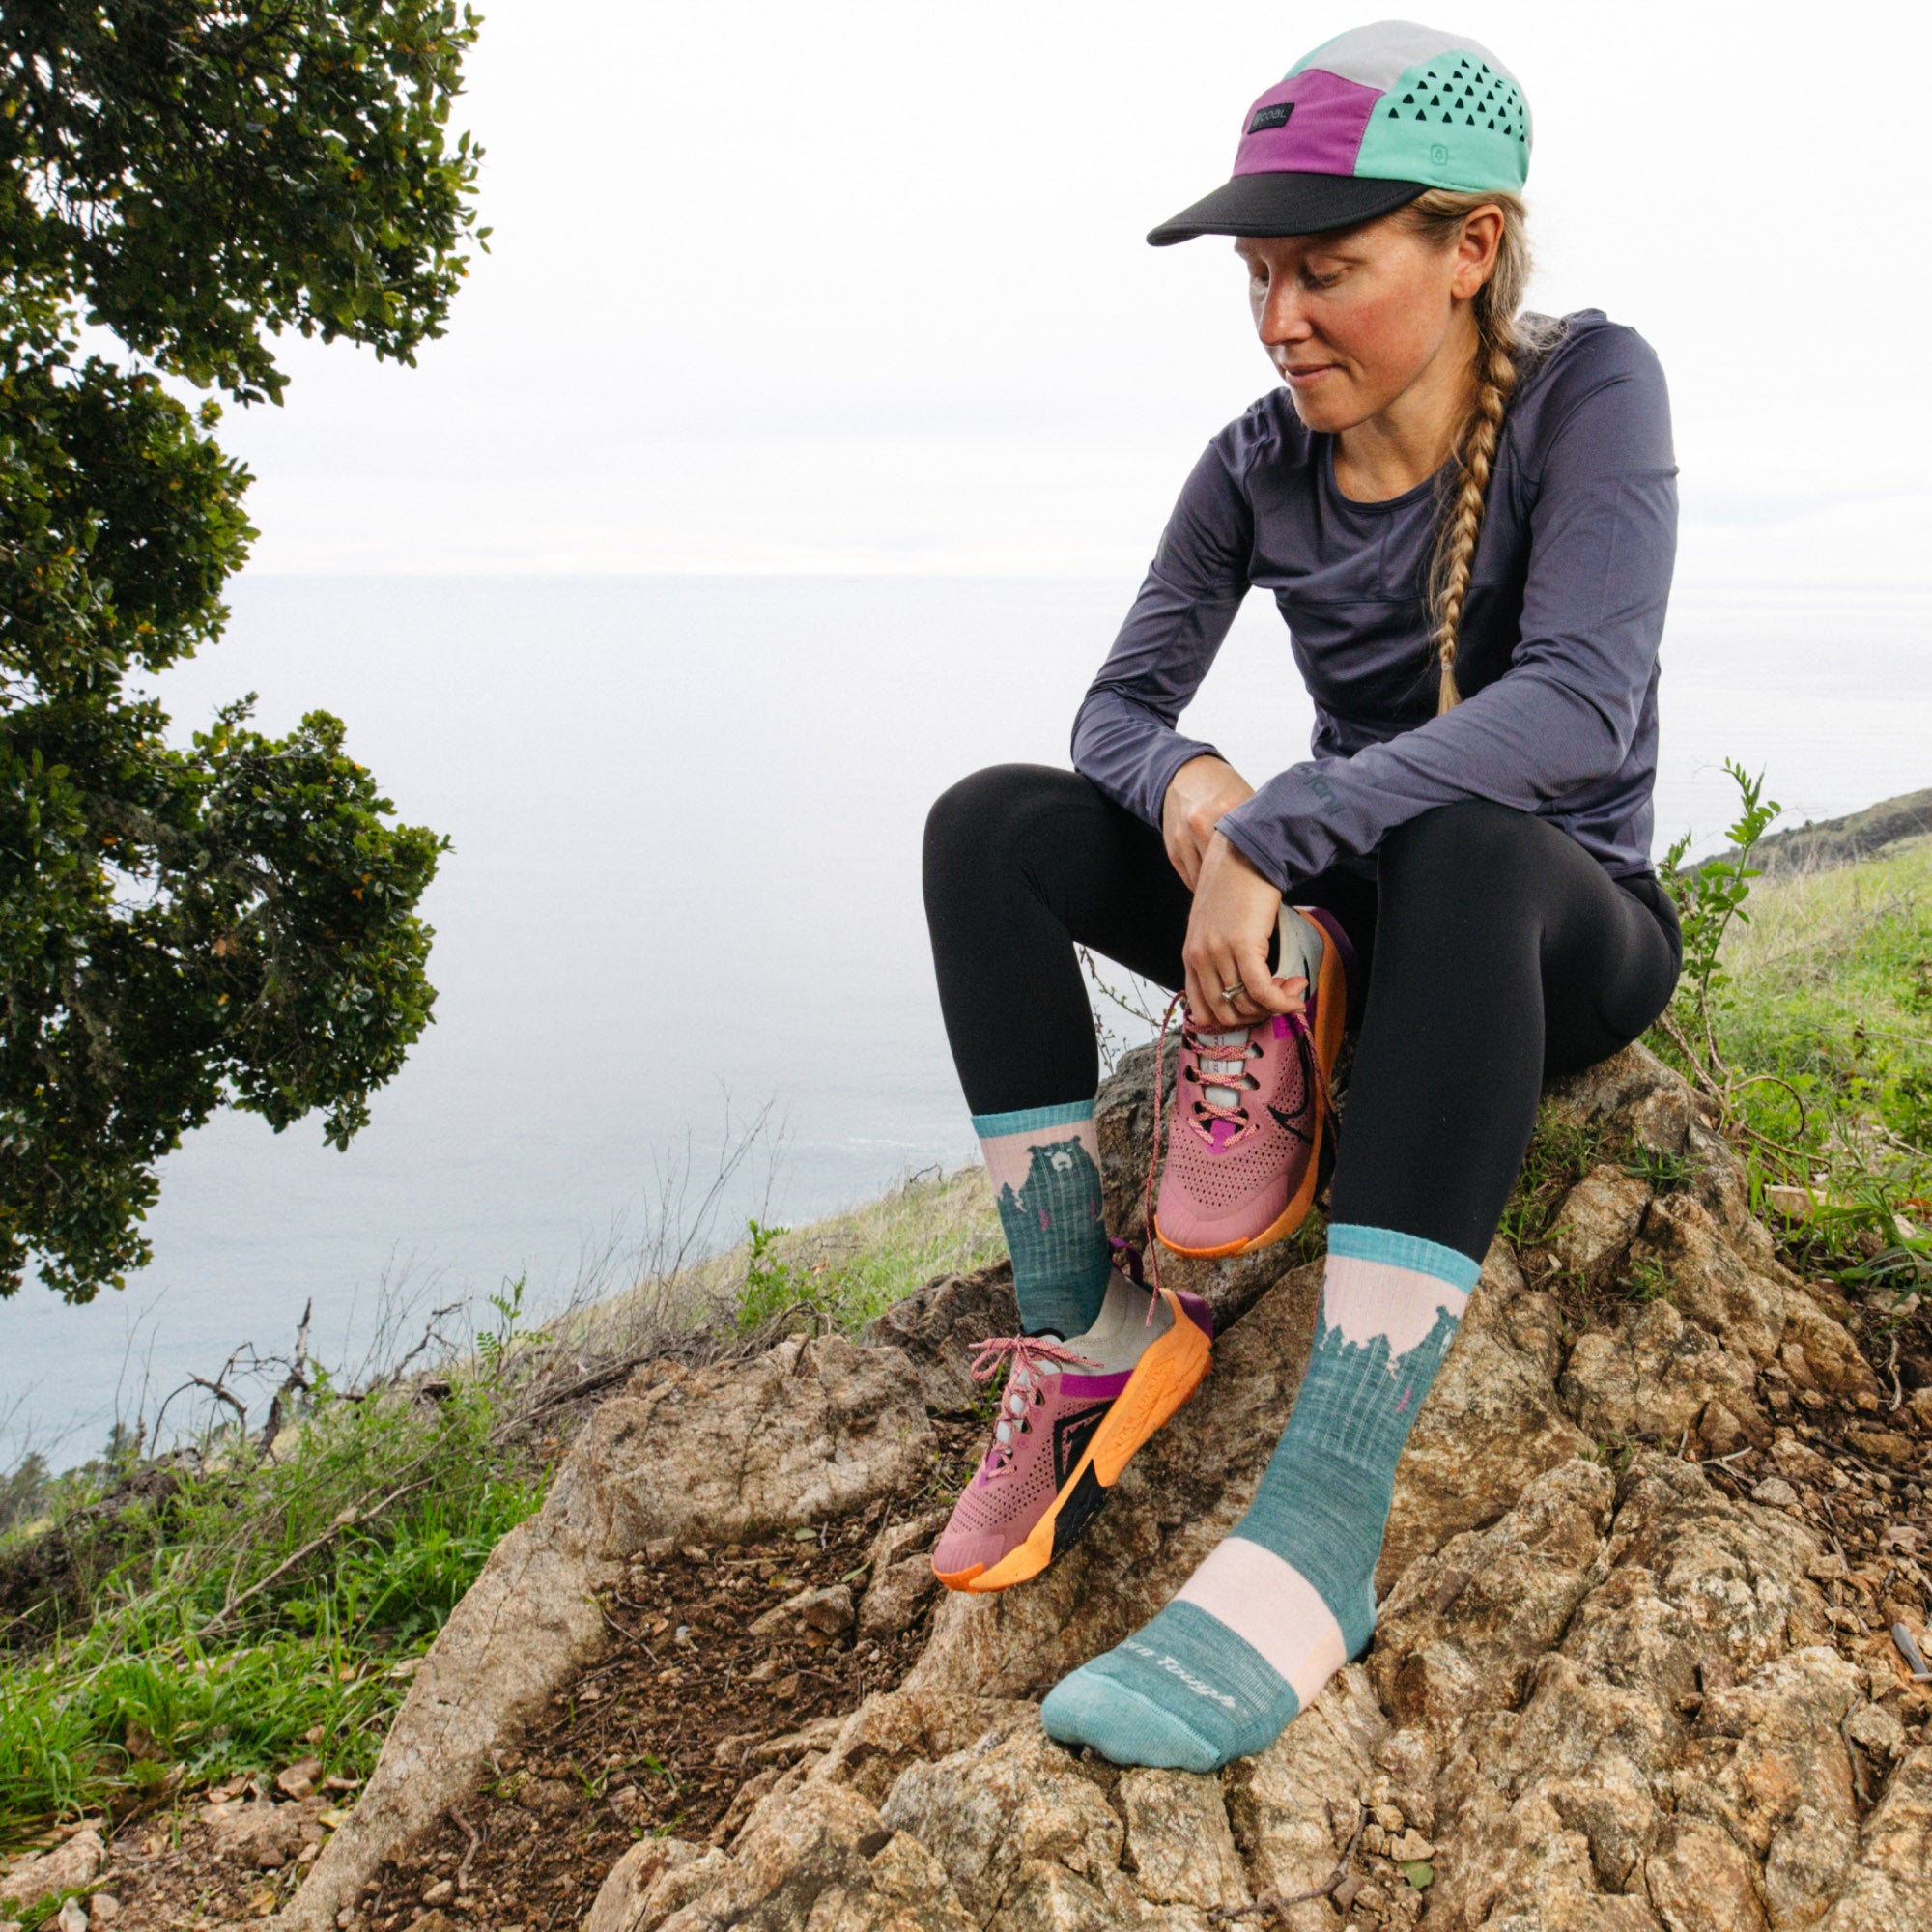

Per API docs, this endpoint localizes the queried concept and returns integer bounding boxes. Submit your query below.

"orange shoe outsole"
[933,1290,1213,1594]
[1152,915,1349,1262]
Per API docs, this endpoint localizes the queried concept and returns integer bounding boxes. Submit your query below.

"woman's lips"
[1282,364,1338,387]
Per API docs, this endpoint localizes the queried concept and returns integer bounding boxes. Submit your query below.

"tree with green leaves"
[2,1,485,1302]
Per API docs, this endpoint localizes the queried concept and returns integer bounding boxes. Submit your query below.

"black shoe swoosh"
[1050,1463,1109,1558]
[1051,1404,1110,1490]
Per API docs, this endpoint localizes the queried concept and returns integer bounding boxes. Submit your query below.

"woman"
[921,20,1683,1772]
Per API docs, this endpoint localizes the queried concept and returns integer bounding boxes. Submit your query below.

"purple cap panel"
[1231,69,1380,179]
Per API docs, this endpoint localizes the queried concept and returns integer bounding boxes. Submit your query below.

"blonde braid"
[1401,190,1546,714]
[1430,313,1518,712]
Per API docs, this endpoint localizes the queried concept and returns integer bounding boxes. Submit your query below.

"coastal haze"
[6,0,1929,1457]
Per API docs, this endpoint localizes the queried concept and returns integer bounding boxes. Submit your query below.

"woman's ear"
[1449,205,1505,300]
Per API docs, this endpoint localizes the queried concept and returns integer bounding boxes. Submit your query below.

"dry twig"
[1208,1801,1368,1922]
[451,1805,483,1892]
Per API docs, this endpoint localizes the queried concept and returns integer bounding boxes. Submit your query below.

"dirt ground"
[350,1469,971,1932]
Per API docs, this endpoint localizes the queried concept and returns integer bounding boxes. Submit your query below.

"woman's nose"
[1259,283,1313,345]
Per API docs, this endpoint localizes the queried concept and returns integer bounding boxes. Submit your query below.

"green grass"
[1493,1110,1693,1262]
[0,1380,544,1845]
[1711,838,1932,1160]
[692,1165,1006,1335]
[1653,835,1932,1244]
[1497,1120,1608,1250]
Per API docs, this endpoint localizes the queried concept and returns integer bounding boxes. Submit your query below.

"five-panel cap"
[1149,19,1531,246]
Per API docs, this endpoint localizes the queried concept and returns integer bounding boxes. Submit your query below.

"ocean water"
[4,576,1927,1462]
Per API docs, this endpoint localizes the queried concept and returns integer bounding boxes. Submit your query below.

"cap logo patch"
[1247,101,1294,133]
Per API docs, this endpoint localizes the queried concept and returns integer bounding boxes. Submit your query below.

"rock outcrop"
[866,1264,1020,1413]
[274,1042,1932,1932]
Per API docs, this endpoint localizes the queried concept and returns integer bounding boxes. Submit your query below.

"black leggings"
[923,765,1683,1264]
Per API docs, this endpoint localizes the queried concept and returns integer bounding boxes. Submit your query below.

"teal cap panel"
[1353,49,1530,191]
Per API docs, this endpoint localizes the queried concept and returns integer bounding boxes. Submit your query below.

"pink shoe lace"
[1175,1012,1270,1145]
[967,1334,1098,1471]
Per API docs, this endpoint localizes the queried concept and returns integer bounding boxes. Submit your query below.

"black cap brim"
[1148,172,1429,247]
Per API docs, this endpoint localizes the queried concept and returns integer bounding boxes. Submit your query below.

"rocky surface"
[0,1775,360,1932]
[0,1828,104,1910]
[229,1040,1930,1932]
[339,1500,962,1932]
[555,1332,935,1552]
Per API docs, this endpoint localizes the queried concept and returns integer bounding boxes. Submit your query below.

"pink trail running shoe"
[931,1274,1214,1594]
[1151,907,1351,1259]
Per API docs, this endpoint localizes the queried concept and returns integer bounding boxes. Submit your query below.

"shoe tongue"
[1197,1025,1249,1113]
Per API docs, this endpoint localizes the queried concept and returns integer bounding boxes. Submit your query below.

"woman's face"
[1236,209,1501,436]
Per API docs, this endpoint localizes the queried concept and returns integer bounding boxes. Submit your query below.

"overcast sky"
[216,0,1932,592]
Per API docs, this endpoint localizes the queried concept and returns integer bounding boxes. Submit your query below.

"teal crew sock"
[1041,1223,1478,1769]
[972,1100,1114,1338]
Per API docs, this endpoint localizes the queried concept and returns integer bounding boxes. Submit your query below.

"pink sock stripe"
[978,1116,1100,1196]
[1322,1253,1471,1354]
[1175,1537,1350,1704]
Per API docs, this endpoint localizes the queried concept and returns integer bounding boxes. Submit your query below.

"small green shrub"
[737,1219,806,1331]
[1498,1120,1604,1249]
[713,1171,1004,1337]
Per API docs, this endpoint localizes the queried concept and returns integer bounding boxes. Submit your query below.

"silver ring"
[1220,982,1245,1001]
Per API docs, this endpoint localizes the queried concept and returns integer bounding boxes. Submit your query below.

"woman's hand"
[1161,755,1256,890]
[1183,832,1307,1030]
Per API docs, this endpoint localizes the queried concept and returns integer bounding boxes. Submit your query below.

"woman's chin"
[1280,384,1359,436]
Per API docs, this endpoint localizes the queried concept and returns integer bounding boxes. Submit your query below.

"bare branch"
[258,1298,314,1456]
[1208,1801,1369,1921]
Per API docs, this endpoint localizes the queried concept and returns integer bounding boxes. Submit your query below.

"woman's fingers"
[1180,833,1314,1030]
[1227,972,1302,1028]
[1186,962,1307,1030]
[1228,965,1271,1025]
[1186,952,1240,1031]
[1183,958,1213,1028]
[1236,934,1290,1016]
[1203,944,1253,1029]
[1272,972,1309,1014]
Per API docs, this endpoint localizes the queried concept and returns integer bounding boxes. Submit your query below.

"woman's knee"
[1378,800,1545,907]
[923,763,1081,899]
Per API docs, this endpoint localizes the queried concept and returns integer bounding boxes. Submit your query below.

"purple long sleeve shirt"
[1071,311,1677,891]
